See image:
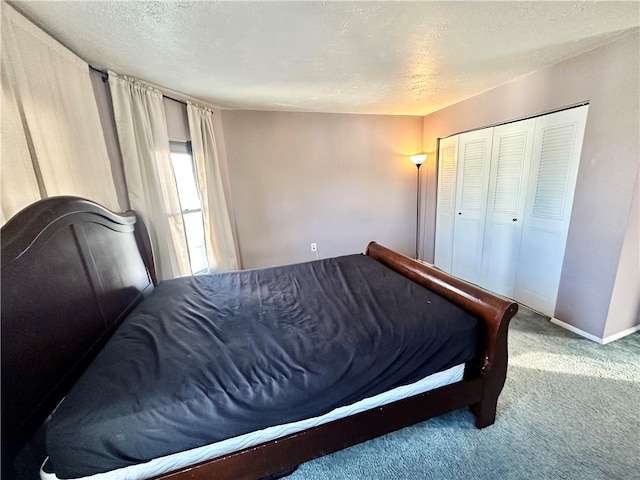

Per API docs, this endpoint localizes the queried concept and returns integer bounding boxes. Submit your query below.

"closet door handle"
[513,218,518,222]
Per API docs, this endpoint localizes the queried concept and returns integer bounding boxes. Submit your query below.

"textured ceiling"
[10,1,640,115]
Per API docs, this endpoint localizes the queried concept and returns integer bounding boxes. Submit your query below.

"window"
[169,141,209,275]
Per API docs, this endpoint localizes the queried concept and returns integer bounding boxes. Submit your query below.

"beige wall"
[220,111,423,269]
[421,32,640,340]
[605,172,639,339]
[164,97,190,141]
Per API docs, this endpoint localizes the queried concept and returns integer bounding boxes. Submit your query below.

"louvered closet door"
[434,135,459,273]
[514,105,588,316]
[480,119,536,297]
[451,128,493,285]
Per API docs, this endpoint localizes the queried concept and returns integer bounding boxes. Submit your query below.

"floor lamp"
[410,154,427,260]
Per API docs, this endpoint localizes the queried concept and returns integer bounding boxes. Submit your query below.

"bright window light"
[169,142,209,275]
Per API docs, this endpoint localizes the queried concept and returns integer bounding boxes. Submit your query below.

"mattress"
[41,363,464,480]
[44,254,478,478]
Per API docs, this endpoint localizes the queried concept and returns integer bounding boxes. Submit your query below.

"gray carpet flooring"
[288,308,640,480]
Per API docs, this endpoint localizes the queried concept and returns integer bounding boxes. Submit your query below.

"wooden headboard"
[1,196,155,465]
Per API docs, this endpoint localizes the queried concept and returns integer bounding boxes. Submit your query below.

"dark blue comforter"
[46,254,477,477]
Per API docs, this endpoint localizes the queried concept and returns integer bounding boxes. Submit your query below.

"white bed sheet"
[41,363,464,480]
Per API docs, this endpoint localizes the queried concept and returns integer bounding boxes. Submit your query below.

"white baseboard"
[550,318,604,343]
[602,324,640,344]
[550,318,640,344]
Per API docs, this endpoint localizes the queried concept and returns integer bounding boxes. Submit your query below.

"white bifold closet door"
[514,107,588,315]
[434,105,588,317]
[434,135,459,274]
[480,119,535,298]
[450,127,493,285]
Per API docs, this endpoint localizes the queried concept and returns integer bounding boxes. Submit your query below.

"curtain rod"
[89,65,214,109]
[89,65,109,81]
[89,65,186,106]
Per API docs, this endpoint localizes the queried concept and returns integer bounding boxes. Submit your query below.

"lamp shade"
[410,153,428,165]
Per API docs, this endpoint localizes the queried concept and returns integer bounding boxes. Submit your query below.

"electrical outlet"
[310,243,317,252]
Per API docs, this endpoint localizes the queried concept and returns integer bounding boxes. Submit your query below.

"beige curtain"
[108,72,191,280]
[187,104,239,272]
[0,4,119,224]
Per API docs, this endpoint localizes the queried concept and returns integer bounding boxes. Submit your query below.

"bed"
[1,196,518,480]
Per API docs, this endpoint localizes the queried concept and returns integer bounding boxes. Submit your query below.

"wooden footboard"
[365,241,518,427]
[1,197,517,480]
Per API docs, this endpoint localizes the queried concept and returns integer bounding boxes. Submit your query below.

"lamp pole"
[415,162,421,260]
[409,154,427,260]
